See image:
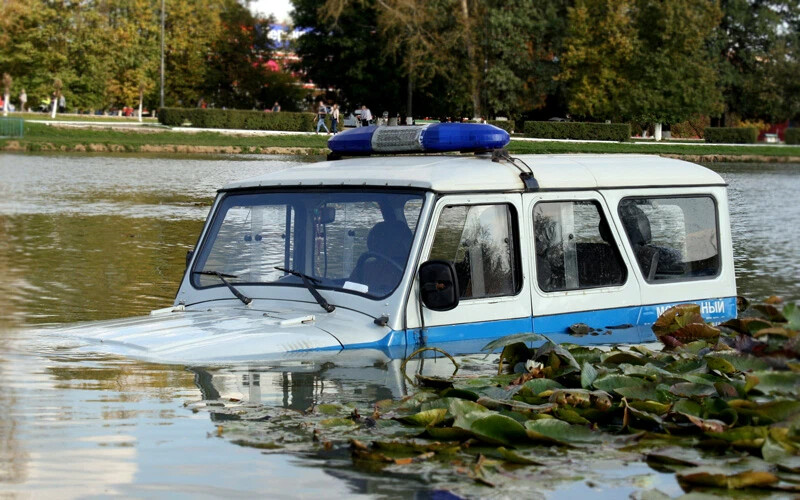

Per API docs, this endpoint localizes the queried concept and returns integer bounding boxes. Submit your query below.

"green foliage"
[158,108,316,131]
[523,121,630,141]
[487,120,514,134]
[786,129,800,145]
[704,127,759,144]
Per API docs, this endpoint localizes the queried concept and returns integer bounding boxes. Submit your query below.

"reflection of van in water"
[65,124,736,363]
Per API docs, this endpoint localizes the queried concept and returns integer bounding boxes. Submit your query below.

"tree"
[559,0,637,121]
[627,0,723,126]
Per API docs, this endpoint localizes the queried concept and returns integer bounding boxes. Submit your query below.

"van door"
[406,194,532,350]
[524,191,646,343]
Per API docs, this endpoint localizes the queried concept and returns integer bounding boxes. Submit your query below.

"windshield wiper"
[275,267,335,313]
[193,271,252,305]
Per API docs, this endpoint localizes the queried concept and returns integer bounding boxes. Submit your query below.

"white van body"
[59,153,736,363]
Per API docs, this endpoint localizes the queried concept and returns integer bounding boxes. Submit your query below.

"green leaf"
[668,382,717,398]
[705,356,736,374]
[750,371,800,395]
[615,384,661,401]
[496,447,543,465]
[629,400,671,415]
[705,352,769,372]
[525,419,603,445]
[464,414,529,446]
[397,408,448,427]
[521,378,564,396]
[601,351,646,365]
[581,362,598,389]
[592,374,646,392]
[481,333,547,352]
[672,398,703,417]
[677,467,779,489]
[784,303,800,330]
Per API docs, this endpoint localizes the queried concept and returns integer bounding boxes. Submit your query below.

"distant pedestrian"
[272,101,281,112]
[360,105,372,127]
[19,89,27,112]
[41,95,51,112]
[58,94,66,113]
[315,102,329,134]
[331,104,339,134]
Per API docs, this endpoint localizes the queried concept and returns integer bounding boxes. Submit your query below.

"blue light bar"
[327,123,510,155]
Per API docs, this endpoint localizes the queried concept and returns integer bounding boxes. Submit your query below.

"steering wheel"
[353,251,405,275]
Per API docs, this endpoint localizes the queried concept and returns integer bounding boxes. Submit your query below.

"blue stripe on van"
[328,296,737,352]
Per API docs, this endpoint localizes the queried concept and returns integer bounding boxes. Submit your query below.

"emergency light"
[327,123,510,155]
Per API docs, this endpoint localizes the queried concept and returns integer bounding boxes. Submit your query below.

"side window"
[534,200,627,292]
[429,204,519,299]
[619,196,719,282]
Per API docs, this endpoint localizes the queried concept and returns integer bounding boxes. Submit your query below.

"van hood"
[43,303,379,364]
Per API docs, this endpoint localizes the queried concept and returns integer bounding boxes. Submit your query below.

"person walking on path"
[360,105,372,127]
[315,102,330,134]
[58,94,66,113]
[19,89,27,112]
[331,104,339,134]
[272,101,281,112]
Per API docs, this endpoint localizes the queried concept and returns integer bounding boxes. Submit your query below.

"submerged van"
[64,124,736,362]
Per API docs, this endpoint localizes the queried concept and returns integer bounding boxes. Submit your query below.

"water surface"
[0,153,798,498]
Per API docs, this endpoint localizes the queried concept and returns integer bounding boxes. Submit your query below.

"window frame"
[532,199,629,294]
[428,201,524,301]
[617,194,722,284]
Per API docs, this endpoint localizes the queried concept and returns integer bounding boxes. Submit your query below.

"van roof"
[222,154,726,193]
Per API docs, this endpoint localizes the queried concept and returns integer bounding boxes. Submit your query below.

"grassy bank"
[3,122,800,159]
[10,111,159,123]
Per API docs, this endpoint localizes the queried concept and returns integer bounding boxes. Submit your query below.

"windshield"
[192,190,425,298]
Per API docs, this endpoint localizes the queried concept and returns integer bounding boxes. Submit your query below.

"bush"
[670,116,710,139]
[785,128,800,145]
[158,108,316,132]
[704,127,758,144]
[523,121,631,142]
[488,120,514,134]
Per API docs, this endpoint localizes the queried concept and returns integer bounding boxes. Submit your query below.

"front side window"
[534,200,627,292]
[193,190,425,298]
[429,204,520,299]
[618,196,719,282]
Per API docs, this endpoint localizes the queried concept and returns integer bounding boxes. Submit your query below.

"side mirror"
[419,260,459,311]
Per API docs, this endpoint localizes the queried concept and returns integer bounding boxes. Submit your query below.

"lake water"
[0,153,798,498]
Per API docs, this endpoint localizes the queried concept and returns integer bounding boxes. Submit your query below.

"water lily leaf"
[665,358,707,374]
[677,467,779,489]
[319,417,358,428]
[524,419,603,445]
[373,440,460,455]
[496,446,544,465]
[653,304,702,336]
[422,427,474,441]
[784,303,800,330]
[520,378,563,396]
[720,318,773,335]
[476,396,555,415]
[629,400,671,415]
[706,426,769,450]
[533,342,581,370]
[615,384,660,401]
[753,327,796,339]
[672,323,721,343]
[646,446,707,467]
[397,408,448,427]
[464,414,529,446]
[752,304,787,322]
[706,356,736,374]
[592,374,646,392]
[672,398,703,417]
[481,332,547,352]
[498,343,531,374]
[682,413,728,433]
[750,371,800,395]
[439,387,480,401]
[669,382,717,399]
[625,403,663,427]
[761,436,794,464]
[581,362,598,389]
[415,374,454,390]
[316,404,344,415]
[448,398,494,428]
[554,407,590,425]
[621,363,673,379]
[705,352,770,373]
[602,351,646,365]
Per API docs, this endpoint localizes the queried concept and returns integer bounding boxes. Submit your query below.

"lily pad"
[677,467,779,489]
[463,414,529,446]
[593,374,648,392]
[750,371,800,395]
[669,382,717,399]
[397,408,448,427]
[481,332,547,352]
[524,418,603,445]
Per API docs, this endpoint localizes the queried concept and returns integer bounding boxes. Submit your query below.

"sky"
[249,0,293,23]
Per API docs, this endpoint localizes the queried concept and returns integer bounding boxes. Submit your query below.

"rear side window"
[618,196,719,282]
[429,204,520,299]
[534,200,627,292]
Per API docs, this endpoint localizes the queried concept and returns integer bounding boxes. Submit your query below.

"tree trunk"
[406,75,413,124]
[138,88,144,122]
[2,93,8,116]
[459,0,480,119]
[654,122,662,141]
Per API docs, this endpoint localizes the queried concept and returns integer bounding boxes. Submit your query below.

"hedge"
[785,128,800,145]
[523,121,631,142]
[704,127,758,144]
[158,107,317,132]
[488,120,514,134]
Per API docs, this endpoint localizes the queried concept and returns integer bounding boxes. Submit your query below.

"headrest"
[367,221,413,260]
[620,202,651,246]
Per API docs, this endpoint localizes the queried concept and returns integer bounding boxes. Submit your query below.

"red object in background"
[759,120,789,141]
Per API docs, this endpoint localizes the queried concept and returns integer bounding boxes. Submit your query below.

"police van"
[65,124,736,362]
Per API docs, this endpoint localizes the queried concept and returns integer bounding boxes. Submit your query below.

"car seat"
[349,221,413,294]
